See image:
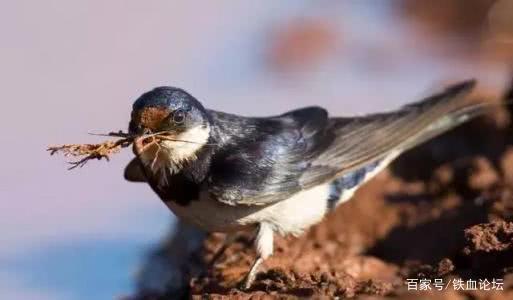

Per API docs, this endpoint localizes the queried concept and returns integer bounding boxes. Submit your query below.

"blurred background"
[1,1,512,299]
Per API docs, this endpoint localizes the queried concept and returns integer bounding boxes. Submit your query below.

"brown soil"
[128,88,513,299]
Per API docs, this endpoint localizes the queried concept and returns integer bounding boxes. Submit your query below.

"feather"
[300,80,482,187]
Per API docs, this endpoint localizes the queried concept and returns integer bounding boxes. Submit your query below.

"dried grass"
[47,131,134,169]
[48,131,210,170]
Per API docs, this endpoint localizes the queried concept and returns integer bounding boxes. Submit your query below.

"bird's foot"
[239,274,255,291]
[238,257,263,291]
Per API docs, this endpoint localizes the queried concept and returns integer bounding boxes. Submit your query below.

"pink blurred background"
[1,1,511,299]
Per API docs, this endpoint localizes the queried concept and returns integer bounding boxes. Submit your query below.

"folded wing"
[300,80,483,188]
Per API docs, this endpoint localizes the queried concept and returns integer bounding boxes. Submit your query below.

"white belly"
[164,152,399,235]
[165,184,331,236]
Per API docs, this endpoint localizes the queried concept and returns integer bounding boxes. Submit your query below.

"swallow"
[124,80,487,289]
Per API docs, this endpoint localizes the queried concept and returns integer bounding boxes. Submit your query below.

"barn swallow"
[124,80,486,289]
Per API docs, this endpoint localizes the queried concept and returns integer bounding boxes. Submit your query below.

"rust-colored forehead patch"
[133,107,171,131]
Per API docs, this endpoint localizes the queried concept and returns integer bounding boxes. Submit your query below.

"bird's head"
[128,87,211,174]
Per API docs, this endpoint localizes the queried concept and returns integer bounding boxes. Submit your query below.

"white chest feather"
[139,125,210,185]
[165,184,331,236]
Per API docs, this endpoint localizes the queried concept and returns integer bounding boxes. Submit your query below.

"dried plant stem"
[48,131,150,170]
[48,136,133,170]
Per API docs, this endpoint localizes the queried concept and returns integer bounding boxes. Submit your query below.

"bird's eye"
[172,109,186,124]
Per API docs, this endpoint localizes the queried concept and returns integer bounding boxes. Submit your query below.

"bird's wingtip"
[445,79,477,96]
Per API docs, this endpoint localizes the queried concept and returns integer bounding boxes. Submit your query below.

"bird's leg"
[207,233,237,268]
[241,222,274,290]
[243,257,264,290]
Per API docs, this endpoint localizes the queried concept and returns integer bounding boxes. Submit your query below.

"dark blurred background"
[0,1,512,299]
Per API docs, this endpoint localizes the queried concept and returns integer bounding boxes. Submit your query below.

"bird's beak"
[133,135,148,156]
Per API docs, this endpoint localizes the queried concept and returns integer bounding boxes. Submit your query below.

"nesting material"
[47,131,180,170]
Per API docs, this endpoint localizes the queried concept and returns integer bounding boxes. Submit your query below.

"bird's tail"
[405,77,513,151]
[316,80,490,178]
[400,88,486,152]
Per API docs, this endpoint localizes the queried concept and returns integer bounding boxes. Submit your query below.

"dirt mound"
[464,221,513,253]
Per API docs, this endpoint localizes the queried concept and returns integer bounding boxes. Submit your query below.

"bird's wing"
[299,80,484,188]
[124,157,147,182]
[210,80,485,206]
[208,106,333,206]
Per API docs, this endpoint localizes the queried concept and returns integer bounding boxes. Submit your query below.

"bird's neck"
[139,134,217,205]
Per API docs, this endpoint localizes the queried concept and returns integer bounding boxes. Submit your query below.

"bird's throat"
[138,125,211,179]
